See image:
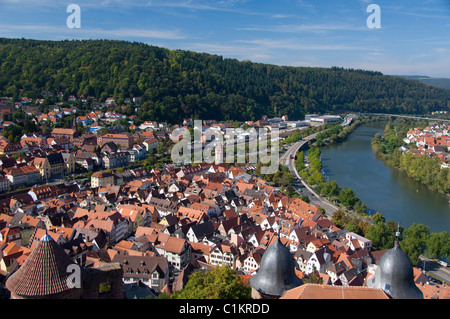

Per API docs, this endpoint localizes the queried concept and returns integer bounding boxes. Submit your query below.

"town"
[403,123,450,168]
[0,93,447,300]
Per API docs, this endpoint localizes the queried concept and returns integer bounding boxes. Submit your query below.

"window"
[98,282,112,295]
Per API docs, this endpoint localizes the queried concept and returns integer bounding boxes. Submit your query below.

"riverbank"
[371,117,450,198]
[292,116,382,232]
[285,119,450,267]
[321,121,450,232]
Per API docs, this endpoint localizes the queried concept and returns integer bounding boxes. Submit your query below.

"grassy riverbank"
[371,117,450,197]
[309,116,449,266]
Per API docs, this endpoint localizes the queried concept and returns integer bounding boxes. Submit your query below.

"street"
[279,132,339,219]
[419,256,450,285]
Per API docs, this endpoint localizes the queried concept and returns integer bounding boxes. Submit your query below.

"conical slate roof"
[367,239,423,299]
[249,236,303,297]
[6,233,82,297]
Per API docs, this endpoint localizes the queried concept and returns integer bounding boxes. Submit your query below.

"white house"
[158,236,191,271]
[305,247,333,275]
[209,243,238,268]
[345,232,372,251]
[242,250,263,275]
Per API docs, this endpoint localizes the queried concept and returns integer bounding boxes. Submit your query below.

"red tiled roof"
[281,283,389,299]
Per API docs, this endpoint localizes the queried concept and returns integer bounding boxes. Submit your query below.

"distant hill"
[1,37,450,124]
[398,75,450,90]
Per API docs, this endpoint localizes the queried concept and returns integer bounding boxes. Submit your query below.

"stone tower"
[6,232,124,299]
[6,232,85,299]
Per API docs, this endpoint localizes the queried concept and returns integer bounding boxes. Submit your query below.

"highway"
[419,256,450,285]
[364,113,450,123]
[279,116,357,218]
[280,132,339,219]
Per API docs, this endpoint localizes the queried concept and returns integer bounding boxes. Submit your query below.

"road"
[279,116,357,218]
[364,113,450,123]
[419,256,450,285]
[280,132,339,219]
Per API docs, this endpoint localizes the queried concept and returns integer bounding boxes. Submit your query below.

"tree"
[1,38,450,124]
[366,221,396,250]
[302,271,323,284]
[338,188,358,209]
[318,180,340,197]
[170,266,251,299]
[400,223,430,266]
[425,231,450,260]
[353,200,367,215]
[331,210,350,229]
[371,212,385,225]
[344,220,361,235]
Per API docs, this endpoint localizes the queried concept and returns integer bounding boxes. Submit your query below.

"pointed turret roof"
[6,233,84,297]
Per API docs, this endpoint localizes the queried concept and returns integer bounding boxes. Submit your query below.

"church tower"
[215,141,224,165]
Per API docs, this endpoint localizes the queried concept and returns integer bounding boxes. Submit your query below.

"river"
[320,121,450,233]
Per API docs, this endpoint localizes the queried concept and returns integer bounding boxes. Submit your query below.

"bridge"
[364,113,450,123]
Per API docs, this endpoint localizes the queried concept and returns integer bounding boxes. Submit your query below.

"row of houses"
[404,124,450,167]
[1,159,448,298]
[0,123,164,190]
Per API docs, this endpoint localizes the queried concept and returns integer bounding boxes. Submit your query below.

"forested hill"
[399,75,450,91]
[1,37,449,124]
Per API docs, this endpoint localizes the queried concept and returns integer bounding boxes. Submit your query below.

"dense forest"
[400,75,450,91]
[1,38,450,124]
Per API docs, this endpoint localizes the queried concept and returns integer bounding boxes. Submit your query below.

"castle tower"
[6,233,85,299]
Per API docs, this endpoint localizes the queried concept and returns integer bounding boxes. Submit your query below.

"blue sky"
[0,0,450,77]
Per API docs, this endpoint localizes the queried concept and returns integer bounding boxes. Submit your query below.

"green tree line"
[1,38,450,125]
[332,210,450,266]
[371,118,450,195]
